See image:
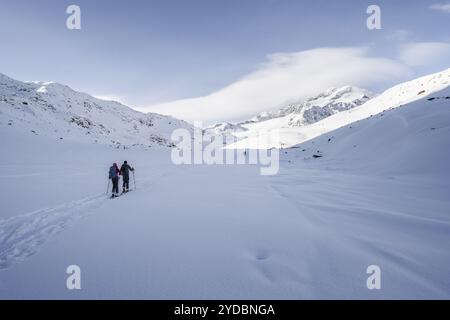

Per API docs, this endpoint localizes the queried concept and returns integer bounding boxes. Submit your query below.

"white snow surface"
[0,71,450,299]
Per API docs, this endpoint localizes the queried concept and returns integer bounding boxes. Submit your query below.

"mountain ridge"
[0,73,192,149]
[229,68,450,149]
[205,85,375,137]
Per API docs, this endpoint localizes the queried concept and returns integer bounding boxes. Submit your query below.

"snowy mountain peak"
[208,85,375,139]
[0,73,192,148]
[282,86,374,127]
[257,85,374,121]
[28,81,68,95]
[231,67,450,149]
[302,85,372,105]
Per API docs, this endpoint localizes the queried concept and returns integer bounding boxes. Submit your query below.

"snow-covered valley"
[0,71,450,299]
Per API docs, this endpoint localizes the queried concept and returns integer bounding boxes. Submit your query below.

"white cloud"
[430,3,450,13]
[140,47,410,124]
[398,42,450,67]
[385,29,414,42]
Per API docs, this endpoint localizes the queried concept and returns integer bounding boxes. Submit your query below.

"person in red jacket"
[108,163,121,197]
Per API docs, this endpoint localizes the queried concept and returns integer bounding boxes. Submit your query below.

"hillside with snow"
[229,69,450,149]
[284,86,450,175]
[0,73,192,149]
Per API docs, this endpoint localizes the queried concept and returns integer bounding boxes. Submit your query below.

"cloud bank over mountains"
[140,43,449,124]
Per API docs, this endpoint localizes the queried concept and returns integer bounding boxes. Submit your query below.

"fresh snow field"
[0,71,449,299]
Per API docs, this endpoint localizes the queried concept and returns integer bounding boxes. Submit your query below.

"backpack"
[109,166,118,179]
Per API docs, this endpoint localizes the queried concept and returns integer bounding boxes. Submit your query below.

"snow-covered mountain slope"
[284,86,373,127]
[208,86,373,139]
[0,73,192,148]
[204,121,247,135]
[285,86,450,176]
[231,68,450,149]
[252,85,373,126]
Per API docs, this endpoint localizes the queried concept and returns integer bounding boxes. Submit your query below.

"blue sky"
[0,0,449,122]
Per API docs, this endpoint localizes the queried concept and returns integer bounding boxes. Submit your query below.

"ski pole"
[133,171,136,190]
[106,179,110,195]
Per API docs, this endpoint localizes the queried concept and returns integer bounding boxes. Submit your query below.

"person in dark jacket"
[109,163,121,197]
[120,161,134,193]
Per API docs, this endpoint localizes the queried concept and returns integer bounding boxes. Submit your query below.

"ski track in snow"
[0,172,167,270]
[0,193,106,269]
